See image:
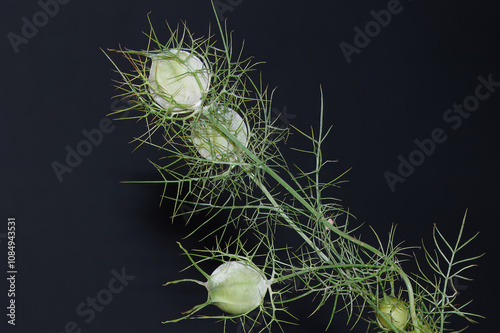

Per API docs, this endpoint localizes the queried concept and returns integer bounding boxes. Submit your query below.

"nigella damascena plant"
[191,104,249,163]
[148,49,211,115]
[110,18,482,333]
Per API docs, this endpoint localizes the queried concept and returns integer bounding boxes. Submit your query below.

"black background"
[1,0,499,332]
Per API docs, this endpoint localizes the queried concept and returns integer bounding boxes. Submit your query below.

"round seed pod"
[148,49,210,114]
[376,296,409,331]
[191,104,249,163]
[207,261,267,315]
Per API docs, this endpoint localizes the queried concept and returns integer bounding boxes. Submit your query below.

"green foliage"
[105,4,483,332]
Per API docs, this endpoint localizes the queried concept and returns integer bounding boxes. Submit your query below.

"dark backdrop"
[1,0,499,332]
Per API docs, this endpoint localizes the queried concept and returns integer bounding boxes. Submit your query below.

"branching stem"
[207,112,421,332]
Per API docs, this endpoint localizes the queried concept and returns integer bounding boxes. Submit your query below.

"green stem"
[206,112,420,332]
[400,268,419,333]
[271,263,383,285]
[247,172,329,262]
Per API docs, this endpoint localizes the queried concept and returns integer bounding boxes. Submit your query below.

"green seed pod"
[148,49,210,114]
[191,104,249,163]
[376,296,409,331]
[207,261,268,315]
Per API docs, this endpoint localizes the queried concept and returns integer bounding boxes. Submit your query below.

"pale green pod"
[191,104,249,163]
[148,49,210,113]
[207,261,268,315]
[376,296,409,331]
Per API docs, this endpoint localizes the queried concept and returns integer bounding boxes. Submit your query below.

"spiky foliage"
[105,4,483,333]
